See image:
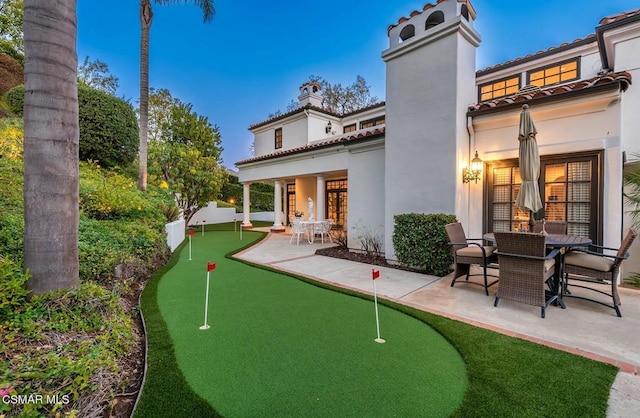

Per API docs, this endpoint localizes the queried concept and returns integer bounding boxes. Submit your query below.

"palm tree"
[22,0,79,294]
[138,0,215,191]
[624,158,640,228]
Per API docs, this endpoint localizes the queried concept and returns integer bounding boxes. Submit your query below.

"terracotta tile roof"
[476,35,597,76]
[235,127,385,166]
[468,71,632,113]
[478,8,640,77]
[599,9,640,26]
[387,0,477,35]
[249,103,340,130]
[340,101,385,118]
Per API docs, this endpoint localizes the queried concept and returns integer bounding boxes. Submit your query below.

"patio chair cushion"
[456,245,496,258]
[543,258,555,273]
[565,251,614,272]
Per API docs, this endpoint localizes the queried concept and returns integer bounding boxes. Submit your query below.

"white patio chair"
[313,219,333,244]
[289,219,308,245]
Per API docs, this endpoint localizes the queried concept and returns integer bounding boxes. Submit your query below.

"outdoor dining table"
[299,220,324,244]
[483,232,592,307]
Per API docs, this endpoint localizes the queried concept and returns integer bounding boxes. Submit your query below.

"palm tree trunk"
[138,0,152,191]
[23,0,79,294]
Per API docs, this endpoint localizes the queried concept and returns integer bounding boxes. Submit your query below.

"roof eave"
[235,130,385,167]
[467,81,625,117]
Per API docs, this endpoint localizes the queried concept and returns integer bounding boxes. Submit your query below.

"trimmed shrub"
[3,85,139,168]
[4,84,23,116]
[392,213,457,276]
[78,84,138,167]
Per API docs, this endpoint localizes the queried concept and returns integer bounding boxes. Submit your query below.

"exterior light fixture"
[462,150,483,184]
[325,121,332,134]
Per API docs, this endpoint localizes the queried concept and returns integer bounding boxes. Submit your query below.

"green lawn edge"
[137,224,617,417]
[135,238,221,418]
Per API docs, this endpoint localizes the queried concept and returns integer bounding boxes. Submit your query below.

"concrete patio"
[235,228,640,417]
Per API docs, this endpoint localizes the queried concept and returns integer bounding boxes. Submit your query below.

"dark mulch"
[105,279,147,418]
[315,246,428,274]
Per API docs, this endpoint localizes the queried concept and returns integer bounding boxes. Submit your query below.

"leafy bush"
[78,84,139,167]
[0,53,23,95]
[80,162,156,221]
[0,212,24,264]
[161,203,181,222]
[4,84,23,115]
[392,213,457,276]
[0,117,23,160]
[3,85,139,167]
[0,282,134,417]
[0,257,30,322]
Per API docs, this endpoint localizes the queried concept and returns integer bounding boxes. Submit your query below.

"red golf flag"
[372,269,380,280]
[207,262,216,272]
[189,230,196,236]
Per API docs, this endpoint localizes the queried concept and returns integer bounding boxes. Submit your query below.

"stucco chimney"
[298,81,323,107]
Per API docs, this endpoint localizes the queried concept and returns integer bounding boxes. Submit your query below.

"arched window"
[461,5,469,21]
[399,24,415,41]
[425,11,444,30]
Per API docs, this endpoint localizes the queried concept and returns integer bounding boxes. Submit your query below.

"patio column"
[242,182,252,228]
[271,180,285,232]
[316,175,325,220]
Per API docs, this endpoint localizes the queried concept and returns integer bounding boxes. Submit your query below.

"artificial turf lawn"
[152,229,467,417]
[136,223,617,417]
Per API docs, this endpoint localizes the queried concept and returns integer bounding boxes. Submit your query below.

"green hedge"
[220,182,274,211]
[77,84,139,167]
[392,213,456,276]
[4,84,139,168]
[4,83,23,115]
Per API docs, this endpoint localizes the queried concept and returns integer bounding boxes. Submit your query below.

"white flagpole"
[199,271,211,330]
[240,224,243,240]
[201,220,206,236]
[188,234,192,260]
[372,271,385,343]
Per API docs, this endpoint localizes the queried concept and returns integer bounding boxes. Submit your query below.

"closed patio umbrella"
[515,104,543,221]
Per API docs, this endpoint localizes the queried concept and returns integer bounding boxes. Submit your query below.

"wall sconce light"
[325,121,332,134]
[462,150,483,184]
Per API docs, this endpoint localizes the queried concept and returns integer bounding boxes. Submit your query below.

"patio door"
[486,151,602,244]
[326,179,347,229]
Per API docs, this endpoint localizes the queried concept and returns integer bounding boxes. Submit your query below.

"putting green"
[157,230,467,417]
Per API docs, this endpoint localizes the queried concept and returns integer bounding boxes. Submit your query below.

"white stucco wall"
[611,27,640,278]
[471,92,624,249]
[346,143,385,252]
[383,16,480,260]
[253,114,307,156]
[238,147,350,183]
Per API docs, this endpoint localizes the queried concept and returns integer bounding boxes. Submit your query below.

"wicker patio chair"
[531,220,567,235]
[563,229,637,317]
[493,232,561,318]
[445,222,498,296]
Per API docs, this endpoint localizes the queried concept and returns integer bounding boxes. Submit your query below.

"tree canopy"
[77,56,120,95]
[0,0,24,62]
[310,74,379,114]
[147,89,226,224]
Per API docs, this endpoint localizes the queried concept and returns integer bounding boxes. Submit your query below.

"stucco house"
[235,0,640,277]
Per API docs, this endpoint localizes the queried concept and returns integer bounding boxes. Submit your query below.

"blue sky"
[77,0,640,169]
